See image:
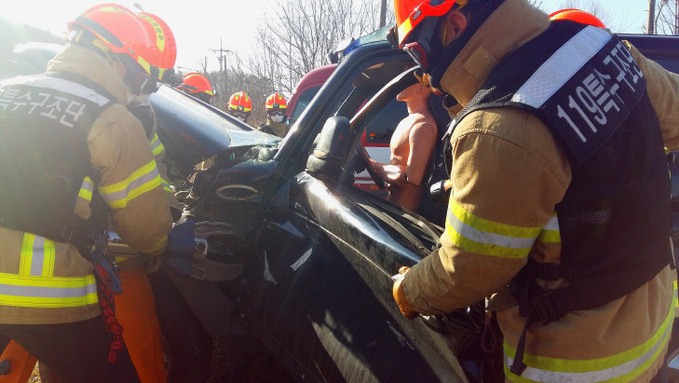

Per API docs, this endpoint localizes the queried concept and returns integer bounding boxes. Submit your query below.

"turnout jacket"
[258,119,288,138]
[399,0,679,381]
[0,45,172,325]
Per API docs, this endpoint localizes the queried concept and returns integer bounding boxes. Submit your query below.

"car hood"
[151,85,280,177]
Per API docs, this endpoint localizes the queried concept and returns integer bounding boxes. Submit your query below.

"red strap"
[95,264,124,363]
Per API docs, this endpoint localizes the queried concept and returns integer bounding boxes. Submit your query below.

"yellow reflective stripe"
[41,239,55,277]
[154,145,165,157]
[537,214,561,244]
[137,14,165,52]
[397,16,413,43]
[162,180,172,193]
[504,303,673,382]
[99,160,162,209]
[136,56,152,76]
[19,234,55,277]
[150,133,165,157]
[445,199,540,258]
[674,280,678,309]
[78,176,94,202]
[0,294,99,308]
[19,233,35,276]
[149,235,168,254]
[77,188,92,202]
[0,273,98,308]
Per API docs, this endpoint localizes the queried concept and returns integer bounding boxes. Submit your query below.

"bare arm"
[403,121,437,185]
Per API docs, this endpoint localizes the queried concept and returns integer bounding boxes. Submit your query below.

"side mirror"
[306,116,351,179]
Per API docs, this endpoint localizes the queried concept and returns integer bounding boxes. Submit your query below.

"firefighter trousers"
[0,317,139,383]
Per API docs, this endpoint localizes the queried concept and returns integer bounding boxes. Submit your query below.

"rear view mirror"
[306,116,351,179]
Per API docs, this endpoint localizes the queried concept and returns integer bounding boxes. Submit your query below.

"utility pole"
[648,0,656,34]
[210,39,232,75]
[210,39,233,94]
[379,0,387,28]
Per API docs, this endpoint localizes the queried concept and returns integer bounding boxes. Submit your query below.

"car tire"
[149,271,213,383]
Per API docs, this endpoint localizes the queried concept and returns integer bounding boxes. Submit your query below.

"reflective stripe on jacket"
[0,233,98,308]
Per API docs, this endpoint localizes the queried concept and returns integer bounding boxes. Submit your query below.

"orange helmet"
[68,4,154,77]
[549,9,605,28]
[394,0,459,48]
[228,91,252,112]
[177,73,214,103]
[265,93,287,112]
[137,12,177,83]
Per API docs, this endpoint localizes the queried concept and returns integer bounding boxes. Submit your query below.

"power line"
[209,38,233,74]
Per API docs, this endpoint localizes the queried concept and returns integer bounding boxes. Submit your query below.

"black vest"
[450,22,672,325]
[0,73,114,243]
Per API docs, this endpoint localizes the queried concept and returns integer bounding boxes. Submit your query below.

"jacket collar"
[46,45,128,104]
[439,0,549,106]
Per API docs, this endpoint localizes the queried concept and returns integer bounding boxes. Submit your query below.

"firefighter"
[227,91,252,123]
[177,72,214,104]
[116,11,179,383]
[0,4,172,382]
[390,0,679,381]
[258,92,289,137]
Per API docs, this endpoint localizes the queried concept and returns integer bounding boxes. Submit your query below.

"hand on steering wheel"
[358,144,386,190]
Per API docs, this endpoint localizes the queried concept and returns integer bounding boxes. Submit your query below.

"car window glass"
[364,98,408,144]
[330,60,413,124]
[303,59,412,158]
[290,86,321,124]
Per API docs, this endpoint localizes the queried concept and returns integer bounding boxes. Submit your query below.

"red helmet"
[68,4,154,77]
[549,9,605,28]
[394,0,459,48]
[177,73,214,103]
[265,93,287,112]
[228,91,252,113]
[137,12,177,83]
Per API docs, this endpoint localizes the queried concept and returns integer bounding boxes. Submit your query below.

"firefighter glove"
[393,266,418,319]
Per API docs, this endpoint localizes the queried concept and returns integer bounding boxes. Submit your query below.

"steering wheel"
[357,144,386,190]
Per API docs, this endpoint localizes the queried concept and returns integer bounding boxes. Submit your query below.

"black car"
[6,32,679,382]
[151,31,679,383]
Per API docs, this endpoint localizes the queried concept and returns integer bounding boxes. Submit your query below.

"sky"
[1,0,652,73]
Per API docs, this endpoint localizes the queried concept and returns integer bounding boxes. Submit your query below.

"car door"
[242,42,468,383]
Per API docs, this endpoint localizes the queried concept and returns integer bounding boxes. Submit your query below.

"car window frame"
[274,42,410,173]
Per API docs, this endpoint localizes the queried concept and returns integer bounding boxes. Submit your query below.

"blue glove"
[166,220,196,276]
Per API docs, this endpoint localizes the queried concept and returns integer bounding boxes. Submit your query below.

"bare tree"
[653,0,679,35]
[251,0,390,95]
